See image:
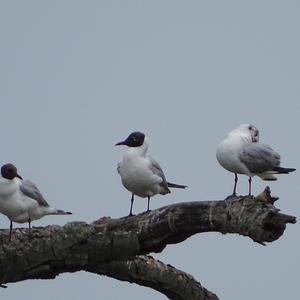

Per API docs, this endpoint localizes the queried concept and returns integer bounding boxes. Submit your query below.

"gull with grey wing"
[116,131,187,216]
[216,124,296,196]
[0,163,72,240]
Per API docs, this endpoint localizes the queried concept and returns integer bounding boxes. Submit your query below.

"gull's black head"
[115,131,145,147]
[1,163,23,180]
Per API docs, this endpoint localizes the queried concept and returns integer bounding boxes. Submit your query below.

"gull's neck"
[229,129,252,144]
[127,136,149,157]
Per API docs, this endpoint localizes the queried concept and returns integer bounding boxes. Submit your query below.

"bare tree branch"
[0,189,296,299]
[88,256,219,300]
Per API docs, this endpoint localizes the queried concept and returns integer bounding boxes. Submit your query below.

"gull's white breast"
[0,178,38,223]
[118,152,162,198]
[216,136,251,176]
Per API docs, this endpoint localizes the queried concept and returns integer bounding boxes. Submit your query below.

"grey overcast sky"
[0,1,299,299]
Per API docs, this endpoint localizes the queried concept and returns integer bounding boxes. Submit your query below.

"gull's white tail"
[259,166,296,181]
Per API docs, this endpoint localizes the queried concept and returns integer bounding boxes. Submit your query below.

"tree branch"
[88,255,219,300]
[92,189,296,251]
[0,188,296,299]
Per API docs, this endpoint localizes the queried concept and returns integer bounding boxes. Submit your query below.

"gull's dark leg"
[232,173,238,196]
[9,220,13,241]
[248,177,252,196]
[146,196,151,212]
[129,194,134,216]
[28,218,32,238]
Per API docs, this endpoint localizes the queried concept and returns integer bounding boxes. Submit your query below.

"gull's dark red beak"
[16,174,23,180]
[115,140,126,146]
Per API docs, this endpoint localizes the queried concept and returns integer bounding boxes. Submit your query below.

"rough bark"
[0,189,296,299]
[88,256,219,300]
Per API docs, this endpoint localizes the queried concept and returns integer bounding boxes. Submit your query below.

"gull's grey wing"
[20,179,49,207]
[239,143,280,173]
[148,156,170,192]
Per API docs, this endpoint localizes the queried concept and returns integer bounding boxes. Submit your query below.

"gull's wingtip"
[273,167,296,174]
[56,209,73,215]
[167,182,187,189]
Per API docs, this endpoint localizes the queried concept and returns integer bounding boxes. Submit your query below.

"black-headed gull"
[115,131,187,215]
[0,163,72,240]
[216,124,295,196]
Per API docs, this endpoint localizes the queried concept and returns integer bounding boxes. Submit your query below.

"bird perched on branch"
[216,124,296,196]
[0,163,72,240]
[115,131,187,216]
